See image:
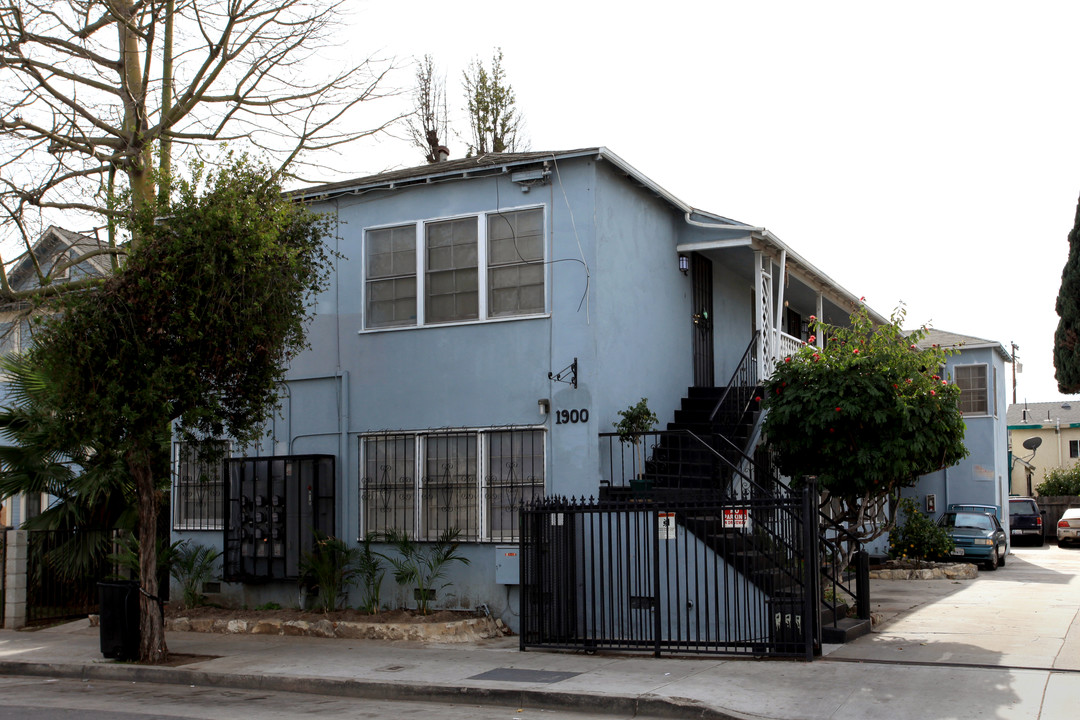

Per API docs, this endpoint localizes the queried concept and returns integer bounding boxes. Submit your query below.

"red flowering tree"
[761,305,968,548]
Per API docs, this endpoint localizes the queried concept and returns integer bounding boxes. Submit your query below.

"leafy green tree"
[762,305,968,551]
[26,157,333,663]
[462,48,525,156]
[1036,465,1080,496]
[1055,194,1080,393]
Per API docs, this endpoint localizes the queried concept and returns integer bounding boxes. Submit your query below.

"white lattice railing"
[774,330,805,365]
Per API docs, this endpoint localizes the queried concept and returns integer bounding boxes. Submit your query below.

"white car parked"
[1057,508,1080,547]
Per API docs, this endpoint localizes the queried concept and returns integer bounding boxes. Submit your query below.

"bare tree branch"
[0,0,398,275]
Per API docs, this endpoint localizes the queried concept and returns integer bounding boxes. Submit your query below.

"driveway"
[825,542,1080,671]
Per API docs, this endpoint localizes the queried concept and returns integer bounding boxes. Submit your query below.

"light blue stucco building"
[170,148,886,630]
[888,330,1013,554]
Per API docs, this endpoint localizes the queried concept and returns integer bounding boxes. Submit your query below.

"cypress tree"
[1054,194,1080,393]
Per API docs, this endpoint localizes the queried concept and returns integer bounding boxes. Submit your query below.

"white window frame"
[361,204,547,331]
[954,363,989,416]
[359,427,546,541]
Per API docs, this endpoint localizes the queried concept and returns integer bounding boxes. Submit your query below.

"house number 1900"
[555,408,589,424]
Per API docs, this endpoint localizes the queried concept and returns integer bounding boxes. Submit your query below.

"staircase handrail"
[707,332,760,425]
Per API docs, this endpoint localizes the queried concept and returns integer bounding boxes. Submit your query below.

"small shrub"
[383,528,470,615]
[299,532,361,612]
[355,532,384,614]
[889,497,954,567]
[169,541,222,608]
[254,601,282,611]
[1036,465,1080,496]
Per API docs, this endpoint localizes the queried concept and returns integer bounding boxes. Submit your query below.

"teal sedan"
[938,511,1007,571]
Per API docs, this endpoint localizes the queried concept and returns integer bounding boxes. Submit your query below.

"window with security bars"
[359,428,545,541]
[955,364,988,415]
[486,430,545,541]
[362,434,416,536]
[173,440,227,530]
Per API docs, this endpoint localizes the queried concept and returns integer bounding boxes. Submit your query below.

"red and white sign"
[723,508,748,529]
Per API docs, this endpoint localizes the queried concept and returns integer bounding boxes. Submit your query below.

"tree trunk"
[130,447,167,664]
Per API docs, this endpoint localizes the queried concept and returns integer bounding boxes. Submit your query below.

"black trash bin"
[98,581,140,661]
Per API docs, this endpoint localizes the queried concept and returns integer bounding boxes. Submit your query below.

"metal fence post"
[856,550,871,620]
[652,507,662,658]
[3,529,27,630]
[801,482,820,661]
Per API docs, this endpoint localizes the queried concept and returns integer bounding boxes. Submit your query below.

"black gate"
[26,528,114,625]
[521,489,820,659]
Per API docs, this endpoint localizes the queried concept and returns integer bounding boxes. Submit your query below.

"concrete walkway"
[1,545,1078,720]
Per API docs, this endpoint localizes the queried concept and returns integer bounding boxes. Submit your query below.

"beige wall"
[1009,425,1080,496]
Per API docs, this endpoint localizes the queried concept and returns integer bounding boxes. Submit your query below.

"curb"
[0,660,755,720]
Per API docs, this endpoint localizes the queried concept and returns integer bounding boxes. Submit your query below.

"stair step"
[821,617,872,644]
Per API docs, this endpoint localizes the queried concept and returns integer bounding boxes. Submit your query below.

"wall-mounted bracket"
[548,357,578,389]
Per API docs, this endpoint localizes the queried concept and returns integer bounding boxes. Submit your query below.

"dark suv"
[1008,497,1044,546]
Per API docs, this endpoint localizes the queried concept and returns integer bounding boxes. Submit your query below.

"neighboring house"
[896,330,1012,548]
[0,226,114,527]
[170,148,880,633]
[1006,401,1080,496]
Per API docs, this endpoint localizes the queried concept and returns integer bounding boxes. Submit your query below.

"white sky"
[331,0,1080,405]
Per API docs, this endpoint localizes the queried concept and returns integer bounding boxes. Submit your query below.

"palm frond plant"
[0,354,167,580]
[355,531,384,614]
[298,531,362,612]
[167,541,222,608]
[383,528,470,615]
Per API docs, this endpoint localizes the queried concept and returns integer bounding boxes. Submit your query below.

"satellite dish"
[1022,437,1042,451]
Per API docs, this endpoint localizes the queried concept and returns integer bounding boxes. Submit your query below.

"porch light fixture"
[678,254,689,275]
[538,399,550,415]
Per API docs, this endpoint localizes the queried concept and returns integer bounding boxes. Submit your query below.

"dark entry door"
[691,253,714,387]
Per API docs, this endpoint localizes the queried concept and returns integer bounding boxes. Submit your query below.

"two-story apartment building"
[171,148,882,631]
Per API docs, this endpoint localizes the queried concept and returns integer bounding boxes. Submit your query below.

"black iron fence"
[520,487,820,659]
[26,528,116,625]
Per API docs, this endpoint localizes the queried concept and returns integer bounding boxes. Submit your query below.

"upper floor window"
[1070,439,1079,459]
[955,364,988,415]
[364,207,545,330]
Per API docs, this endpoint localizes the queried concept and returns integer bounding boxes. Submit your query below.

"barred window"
[362,434,416,536]
[423,432,478,538]
[359,428,544,541]
[487,430,545,541]
[174,440,227,530]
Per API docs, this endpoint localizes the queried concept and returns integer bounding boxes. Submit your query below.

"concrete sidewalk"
[1,550,1078,720]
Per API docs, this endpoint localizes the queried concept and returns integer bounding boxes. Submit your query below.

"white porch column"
[4,529,27,629]
[815,293,824,348]
[755,251,773,379]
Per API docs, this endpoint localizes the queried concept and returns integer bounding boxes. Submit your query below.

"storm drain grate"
[468,668,581,684]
